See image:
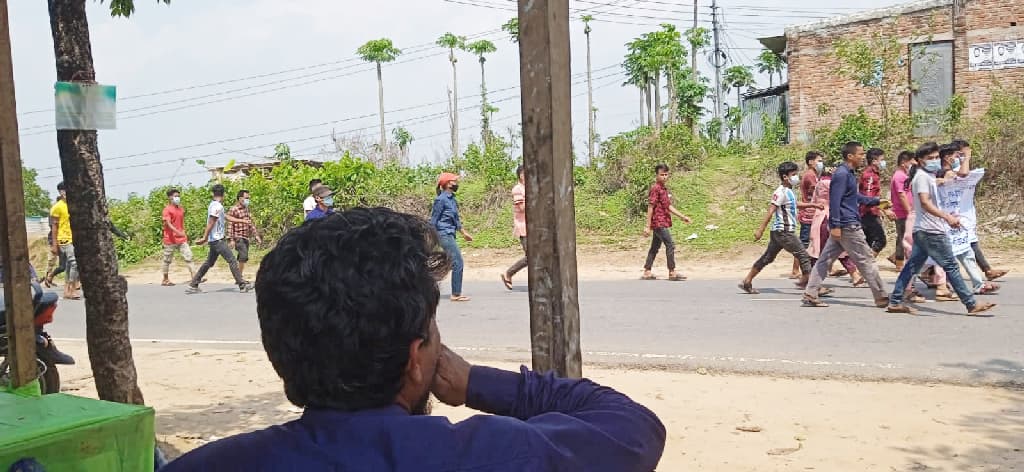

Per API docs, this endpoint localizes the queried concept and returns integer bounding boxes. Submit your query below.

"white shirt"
[303,195,316,214]
[208,200,226,242]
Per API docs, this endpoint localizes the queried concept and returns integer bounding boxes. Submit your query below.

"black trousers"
[644,228,676,271]
[861,214,887,254]
[893,218,907,260]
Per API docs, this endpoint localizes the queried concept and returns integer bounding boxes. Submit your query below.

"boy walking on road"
[501,166,528,290]
[642,164,691,281]
[740,162,823,294]
[229,189,262,278]
[801,142,889,308]
[186,184,252,294]
[161,188,196,286]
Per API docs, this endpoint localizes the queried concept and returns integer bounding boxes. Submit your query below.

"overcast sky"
[11,0,902,199]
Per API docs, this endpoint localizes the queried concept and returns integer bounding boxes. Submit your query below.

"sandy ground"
[122,244,1024,286]
[55,342,1024,471]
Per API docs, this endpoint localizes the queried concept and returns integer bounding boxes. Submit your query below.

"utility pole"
[0,0,38,389]
[516,0,583,378]
[711,0,726,144]
[691,0,698,75]
[585,20,594,168]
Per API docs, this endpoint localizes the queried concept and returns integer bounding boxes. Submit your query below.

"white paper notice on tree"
[54,82,117,130]
[936,169,984,256]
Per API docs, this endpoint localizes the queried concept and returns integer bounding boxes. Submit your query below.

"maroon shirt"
[798,168,818,225]
[648,182,672,229]
[858,165,882,217]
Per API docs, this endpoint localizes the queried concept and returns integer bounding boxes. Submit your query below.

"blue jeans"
[890,231,977,309]
[439,234,464,296]
[799,223,812,248]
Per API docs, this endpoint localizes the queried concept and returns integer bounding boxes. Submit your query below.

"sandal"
[985,269,1008,281]
[738,282,759,294]
[829,269,849,277]
[802,296,829,308]
[886,304,916,314]
[161,281,176,287]
[818,287,835,298]
[967,303,996,316]
[641,274,657,281]
[450,295,471,302]
[851,277,867,287]
[977,283,1000,295]
[668,274,688,281]
[500,273,513,290]
[935,292,959,302]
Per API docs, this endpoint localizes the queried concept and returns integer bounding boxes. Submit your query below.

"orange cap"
[437,172,459,189]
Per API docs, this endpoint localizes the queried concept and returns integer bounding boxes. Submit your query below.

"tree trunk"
[451,53,459,158]
[653,74,662,132]
[46,0,143,405]
[768,73,774,88]
[645,84,653,128]
[639,88,646,127]
[586,31,594,167]
[666,73,676,125]
[376,62,386,160]
[480,59,488,145]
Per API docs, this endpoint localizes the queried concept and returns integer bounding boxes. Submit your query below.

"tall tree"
[674,66,709,131]
[44,0,166,405]
[21,165,51,217]
[684,26,711,134]
[582,14,595,167]
[624,37,654,128]
[755,49,785,87]
[501,17,519,43]
[436,33,466,158]
[391,126,413,163]
[356,38,402,157]
[723,65,755,109]
[651,24,686,126]
[464,39,497,144]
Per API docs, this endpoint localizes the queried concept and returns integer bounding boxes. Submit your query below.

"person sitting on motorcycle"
[0,258,75,366]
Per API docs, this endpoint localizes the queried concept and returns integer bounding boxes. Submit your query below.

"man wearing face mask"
[162,208,666,471]
[431,172,474,301]
[186,184,253,294]
[161,188,196,286]
[859,148,893,256]
[886,143,995,316]
[793,151,825,279]
[229,189,262,278]
[305,184,336,221]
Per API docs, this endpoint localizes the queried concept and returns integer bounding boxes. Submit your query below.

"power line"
[17,28,502,117]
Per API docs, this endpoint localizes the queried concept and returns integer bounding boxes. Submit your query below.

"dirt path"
[57,342,1024,470]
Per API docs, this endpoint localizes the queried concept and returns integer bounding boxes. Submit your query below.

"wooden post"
[517,0,582,379]
[0,0,39,389]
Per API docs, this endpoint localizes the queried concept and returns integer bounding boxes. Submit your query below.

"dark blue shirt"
[829,163,879,229]
[305,206,334,221]
[430,192,462,236]
[162,366,665,471]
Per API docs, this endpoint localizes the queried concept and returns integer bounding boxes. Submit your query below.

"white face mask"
[789,174,800,186]
[815,161,824,173]
[878,161,887,170]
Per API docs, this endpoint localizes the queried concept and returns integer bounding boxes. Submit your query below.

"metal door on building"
[910,42,954,137]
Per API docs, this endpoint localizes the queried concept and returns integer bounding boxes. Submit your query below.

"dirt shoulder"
[57,342,1024,470]
[124,243,1024,286]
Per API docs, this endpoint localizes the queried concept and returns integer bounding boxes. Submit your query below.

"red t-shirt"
[162,204,187,245]
[648,182,672,229]
[798,169,818,224]
[859,165,882,217]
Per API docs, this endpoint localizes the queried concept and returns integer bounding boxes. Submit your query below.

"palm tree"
[756,49,786,87]
[502,17,519,43]
[723,65,755,109]
[44,0,169,405]
[582,14,595,166]
[437,33,466,158]
[464,39,497,143]
[357,38,402,156]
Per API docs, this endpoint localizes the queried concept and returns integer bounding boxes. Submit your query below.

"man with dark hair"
[887,144,995,316]
[887,150,916,271]
[793,151,825,278]
[740,161,821,294]
[802,142,889,308]
[49,182,79,300]
[302,178,322,217]
[501,165,528,290]
[949,139,1008,281]
[161,188,195,286]
[859,148,890,255]
[228,189,261,278]
[186,184,252,294]
[642,163,692,281]
[163,207,666,471]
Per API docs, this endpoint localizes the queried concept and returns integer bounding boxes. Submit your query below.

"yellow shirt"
[50,199,73,244]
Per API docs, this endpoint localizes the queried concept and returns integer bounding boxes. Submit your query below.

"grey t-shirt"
[911,171,947,234]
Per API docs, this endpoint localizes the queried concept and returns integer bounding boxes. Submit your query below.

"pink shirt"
[512,183,527,238]
[890,168,910,219]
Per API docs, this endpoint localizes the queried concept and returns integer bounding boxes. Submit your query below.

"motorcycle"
[0,281,76,394]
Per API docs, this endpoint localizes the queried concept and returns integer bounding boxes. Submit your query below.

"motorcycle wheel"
[39,358,60,394]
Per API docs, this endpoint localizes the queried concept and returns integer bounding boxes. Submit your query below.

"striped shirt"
[770,186,798,232]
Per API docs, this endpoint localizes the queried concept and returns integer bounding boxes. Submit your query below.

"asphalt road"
[50,277,1023,385]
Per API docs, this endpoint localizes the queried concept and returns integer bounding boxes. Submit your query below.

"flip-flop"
[161,281,176,287]
[668,274,688,281]
[738,282,759,294]
[450,295,471,302]
[641,275,657,281]
[818,287,835,297]
[986,270,1009,281]
[500,273,513,290]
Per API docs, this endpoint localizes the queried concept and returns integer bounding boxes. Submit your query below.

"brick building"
[766,0,1024,143]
